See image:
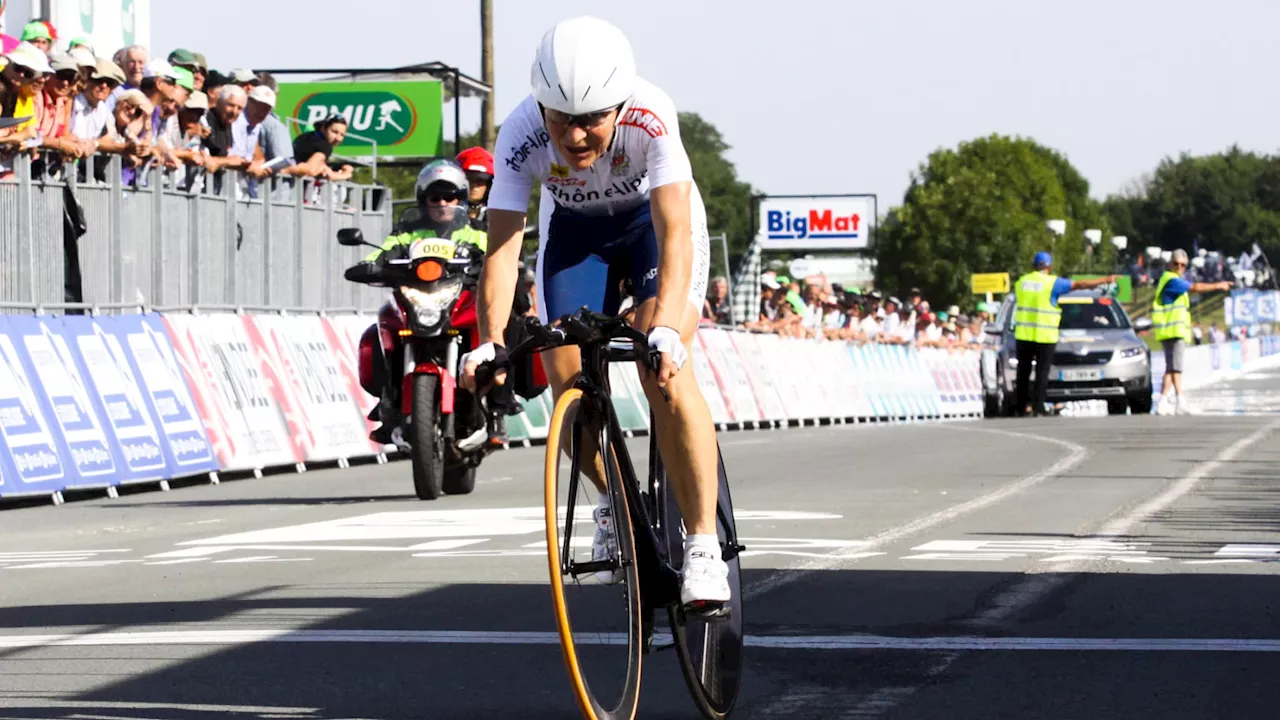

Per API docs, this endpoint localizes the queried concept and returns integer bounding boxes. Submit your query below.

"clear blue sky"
[154,0,1280,213]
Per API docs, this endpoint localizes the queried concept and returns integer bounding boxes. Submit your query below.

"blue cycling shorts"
[533,189,710,325]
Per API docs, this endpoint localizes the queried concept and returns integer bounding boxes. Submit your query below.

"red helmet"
[455,146,495,180]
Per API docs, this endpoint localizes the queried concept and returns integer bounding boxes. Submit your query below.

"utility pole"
[481,0,495,149]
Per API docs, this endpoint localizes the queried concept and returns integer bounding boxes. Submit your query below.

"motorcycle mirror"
[337,228,373,248]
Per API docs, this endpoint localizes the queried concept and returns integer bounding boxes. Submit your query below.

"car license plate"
[1060,368,1103,382]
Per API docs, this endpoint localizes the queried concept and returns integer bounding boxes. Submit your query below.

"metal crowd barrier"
[0,154,392,313]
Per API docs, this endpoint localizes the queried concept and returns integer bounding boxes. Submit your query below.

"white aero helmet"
[531,16,636,116]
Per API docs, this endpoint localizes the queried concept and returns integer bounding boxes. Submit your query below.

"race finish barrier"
[0,311,992,504]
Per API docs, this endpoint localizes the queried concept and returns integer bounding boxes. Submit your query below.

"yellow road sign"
[971,273,1010,295]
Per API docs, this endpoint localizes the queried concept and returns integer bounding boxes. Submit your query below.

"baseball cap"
[20,21,52,42]
[168,48,200,68]
[193,53,209,71]
[228,68,257,84]
[887,296,901,307]
[937,311,950,322]
[90,57,127,84]
[776,275,791,286]
[69,37,94,53]
[4,41,53,74]
[909,287,922,296]
[947,304,960,316]
[172,66,195,91]
[761,276,781,290]
[68,46,95,69]
[49,53,78,73]
[1033,251,1053,268]
[182,90,209,111]
[144,58,178,81]
[247,84,276,107]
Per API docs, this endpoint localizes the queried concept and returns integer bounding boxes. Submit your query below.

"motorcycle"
[338,226,504,500]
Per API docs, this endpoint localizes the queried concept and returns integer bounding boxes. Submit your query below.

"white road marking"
[4,560,142,569]
[744,426,1090,601]
[2,628,1280,653]
[145,558,209,566]
[1216,544,1280,557]
[969,418,1280,629]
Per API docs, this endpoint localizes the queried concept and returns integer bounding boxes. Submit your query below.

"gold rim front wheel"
[544,388,644,720]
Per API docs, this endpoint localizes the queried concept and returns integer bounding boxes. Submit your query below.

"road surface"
[1,373,1279,719]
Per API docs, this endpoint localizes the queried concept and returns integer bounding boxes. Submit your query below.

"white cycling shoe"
[680,545,731,612]
[591,505,624,585]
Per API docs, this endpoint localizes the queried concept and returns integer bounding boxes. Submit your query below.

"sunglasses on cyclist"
[541,103,622,130]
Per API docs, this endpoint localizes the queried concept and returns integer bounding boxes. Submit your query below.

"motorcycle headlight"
[401,278,463,327]
[1117,346,1146,361]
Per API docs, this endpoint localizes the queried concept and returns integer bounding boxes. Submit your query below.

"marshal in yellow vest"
[1151,271,1192,343]
[1014,271,1063,344]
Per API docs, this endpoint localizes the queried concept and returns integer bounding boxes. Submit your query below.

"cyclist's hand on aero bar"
[460,342,508,392]
[645,326,687,389]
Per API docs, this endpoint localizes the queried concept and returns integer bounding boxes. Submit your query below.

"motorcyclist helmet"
[414,159,471,234]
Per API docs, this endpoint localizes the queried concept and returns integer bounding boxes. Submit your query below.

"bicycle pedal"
[683,601,731,621]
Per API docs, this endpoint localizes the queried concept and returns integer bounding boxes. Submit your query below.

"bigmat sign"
[757,194,876,251]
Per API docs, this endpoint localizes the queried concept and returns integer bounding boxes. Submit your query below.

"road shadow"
[1,567,1280,719]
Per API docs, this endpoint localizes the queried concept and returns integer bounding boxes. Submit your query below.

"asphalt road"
[2,375,1280,720]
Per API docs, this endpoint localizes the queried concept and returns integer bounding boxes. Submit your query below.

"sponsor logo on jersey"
[503,128,552,172]
[550,164,570,178]
[618,107,668,138]
[610,149,631,177]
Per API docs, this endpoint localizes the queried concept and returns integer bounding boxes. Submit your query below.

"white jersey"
[489,77,696,217]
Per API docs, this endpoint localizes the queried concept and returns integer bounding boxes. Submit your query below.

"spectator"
[154,69,195,169]
[68,38,94,55]
[882,296,903,339]
[34,53,89,169]
[202,84,248,175]
[242,86,311,195]
[858,300,882,339]
[103,88,155,184]
[291,113,354,180]
[19,21,52,55]
[70,58,124,152]
[117,45,148,89]
[140,59,179,130]
[255,71,278,92]
[68,46,95,90]
[703,276,730,325]
[907,287,923,312]
[228,68,258,95]
[167,49,207,92]
[173,91,210,188]
[0,42,52,177]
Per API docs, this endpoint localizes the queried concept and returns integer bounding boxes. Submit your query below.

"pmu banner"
[248,315,376,462]
[7,316,118,486]
[163,313,301,471]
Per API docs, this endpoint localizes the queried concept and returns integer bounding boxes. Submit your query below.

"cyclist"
[455,145,495,231]
[459,16,728,610]
[363,159,490,446]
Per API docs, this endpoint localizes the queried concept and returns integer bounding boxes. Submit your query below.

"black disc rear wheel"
[659,444,744,719]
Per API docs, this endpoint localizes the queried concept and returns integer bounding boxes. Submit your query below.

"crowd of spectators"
[0,19,355,193]
[702,271,995,349]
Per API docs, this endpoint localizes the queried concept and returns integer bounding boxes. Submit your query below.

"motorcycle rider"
[455,146,494,231]
[363,159,512,448]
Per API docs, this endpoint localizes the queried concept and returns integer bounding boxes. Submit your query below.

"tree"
[1103,146,1280,259]
[677,112,754,277]
[875,134,1112,309]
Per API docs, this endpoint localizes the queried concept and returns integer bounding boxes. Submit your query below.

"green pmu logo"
[295,91,418,146]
